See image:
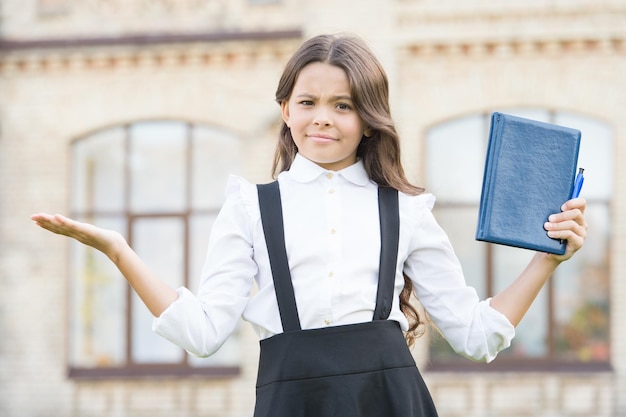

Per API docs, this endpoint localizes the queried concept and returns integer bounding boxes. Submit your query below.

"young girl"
[32,34,588,416]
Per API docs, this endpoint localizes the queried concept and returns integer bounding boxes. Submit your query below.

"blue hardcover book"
[476,112,582,255]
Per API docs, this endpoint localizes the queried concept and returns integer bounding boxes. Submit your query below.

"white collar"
[286,154,371,186]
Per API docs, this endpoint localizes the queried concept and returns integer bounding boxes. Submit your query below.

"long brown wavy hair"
[272,34,425,347]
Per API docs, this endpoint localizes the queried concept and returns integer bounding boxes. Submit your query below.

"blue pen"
[570,168,584,199]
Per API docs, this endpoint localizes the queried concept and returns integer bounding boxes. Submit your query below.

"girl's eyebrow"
[295,93,353,101]
[332,94,353,102]
[295,93,317,99]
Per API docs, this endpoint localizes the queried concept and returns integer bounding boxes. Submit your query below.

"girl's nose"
[313,107,331,126]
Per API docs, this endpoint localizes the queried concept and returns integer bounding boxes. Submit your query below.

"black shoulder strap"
[373,186,400,321]
[257,181,302,332]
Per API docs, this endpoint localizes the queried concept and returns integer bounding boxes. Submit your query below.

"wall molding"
[0,29,302,74]
[400,36,626,59]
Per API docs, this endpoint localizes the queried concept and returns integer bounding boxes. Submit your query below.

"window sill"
[426,360,612,373]
[68,365,241,380]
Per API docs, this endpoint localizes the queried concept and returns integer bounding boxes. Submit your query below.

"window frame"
[424,110,612,373]
[68,121,242,379]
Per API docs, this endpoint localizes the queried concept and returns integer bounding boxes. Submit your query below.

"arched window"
[426,109,611,371]
[69,120,242,377]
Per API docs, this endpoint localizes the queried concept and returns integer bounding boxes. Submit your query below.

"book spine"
[476,112,503,240]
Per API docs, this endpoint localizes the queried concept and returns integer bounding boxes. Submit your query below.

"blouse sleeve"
[152,175,258,357]
[401,193,515,363]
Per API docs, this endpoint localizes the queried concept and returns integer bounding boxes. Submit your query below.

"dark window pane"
[69,216,127,368]
[432,206,487,297]
[555,112,613,200]
[131,217,186,363]
[129,122,187,213]
[553,204,610,362]
[72,128,125,212]
[189,214,216,292]
[191,125,241,210]
[426,115,485,202]
[493,245,548,359]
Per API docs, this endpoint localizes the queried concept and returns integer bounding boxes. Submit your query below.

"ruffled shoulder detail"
[224,175,261,221]
[400,192,436,211]
[397,191,437,230]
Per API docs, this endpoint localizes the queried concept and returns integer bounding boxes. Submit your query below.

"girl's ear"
[280,101,290,127]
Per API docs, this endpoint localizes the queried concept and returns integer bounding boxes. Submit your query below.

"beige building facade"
[1,1,624,416]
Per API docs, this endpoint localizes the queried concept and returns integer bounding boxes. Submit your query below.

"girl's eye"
[299,100,314,106]
[336,103,352,111]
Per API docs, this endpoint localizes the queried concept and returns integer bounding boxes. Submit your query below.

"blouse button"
[328,188,335,194]
[330,228,336,235]
[328,271,334,278]
[324,319,331,326]
[326,173,334,180]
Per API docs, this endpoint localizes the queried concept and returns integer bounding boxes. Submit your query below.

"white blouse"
[153,154,515,363]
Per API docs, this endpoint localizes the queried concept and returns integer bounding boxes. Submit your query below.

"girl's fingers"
[543,199,588,260]
[560,197,586,215]
[546,221,586,243]
[545,211,587,231]
[547,198,588,230]
[31,213,76,236]
[32,213,105,246]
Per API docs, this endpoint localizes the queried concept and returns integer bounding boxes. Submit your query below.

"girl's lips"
[307,134,336,143]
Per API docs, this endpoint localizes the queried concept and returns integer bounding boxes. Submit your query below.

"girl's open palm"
[31,213,125,259]
[31,213,178,315]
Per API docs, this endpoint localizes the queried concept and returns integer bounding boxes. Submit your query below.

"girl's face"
[281,62,369,171]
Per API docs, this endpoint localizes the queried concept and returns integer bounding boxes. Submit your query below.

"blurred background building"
[0,0,624,416]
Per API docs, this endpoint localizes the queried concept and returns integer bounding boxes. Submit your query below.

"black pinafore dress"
[254,182,438,417]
